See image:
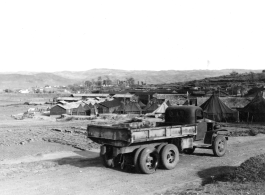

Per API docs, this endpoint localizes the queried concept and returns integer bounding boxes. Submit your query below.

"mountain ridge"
[0,69,261,89]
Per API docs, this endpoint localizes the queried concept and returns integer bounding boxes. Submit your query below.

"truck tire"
[183,147,195,155]
[100,153,114,168]
[213,135,227,157]
[156,143,167,167]
[100,145,114,168]
[157,143,167,154]
[161,144,179,170]
[133,147,144,173]
[138,147,159,174]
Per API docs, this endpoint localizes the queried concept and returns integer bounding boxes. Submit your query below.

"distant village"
[5,70,265,122]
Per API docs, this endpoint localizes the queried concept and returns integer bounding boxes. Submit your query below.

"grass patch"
[221,122,265,137]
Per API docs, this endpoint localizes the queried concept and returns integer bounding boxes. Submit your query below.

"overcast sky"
[0,1,264,72]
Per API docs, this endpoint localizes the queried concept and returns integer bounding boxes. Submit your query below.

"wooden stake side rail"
[87,124,197,147]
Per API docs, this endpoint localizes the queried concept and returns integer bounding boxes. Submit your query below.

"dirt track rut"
[1,135,265,195]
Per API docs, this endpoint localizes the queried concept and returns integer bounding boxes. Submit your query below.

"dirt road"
[1,135,265,195]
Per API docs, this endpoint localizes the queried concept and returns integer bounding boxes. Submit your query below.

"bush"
[249,128,259,136]
[222,154,265,183]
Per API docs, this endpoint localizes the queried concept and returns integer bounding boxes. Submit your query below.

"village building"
[190,90,206,97]
[152,93,187,106]
[71,93,110,100]
[18,89,30,94]
[138,100,146,109]
[56,97,82,103]
[71,104,86,115]
[97,99,122,114]
[205,90,229,97]
[112,93,138,102]
[117,102,142,114]
[142,100,160,114]
[50,104,73,115]
[83,102,96,115]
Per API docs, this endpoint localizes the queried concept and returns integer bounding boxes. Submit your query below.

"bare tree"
[126,77,135,86]
[84,80,92,88]
[105,76,112,86]
[97,76,102,87]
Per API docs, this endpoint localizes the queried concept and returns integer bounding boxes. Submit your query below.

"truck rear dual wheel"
[100,145,115,168]
[138,147,159,174]
[133,147,144,173]
[160,144,179,170]
[213,135,227,157]
[100,153,114,168]
[156,143,167,167]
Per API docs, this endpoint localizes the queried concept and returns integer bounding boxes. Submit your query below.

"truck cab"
[164,105,227,144]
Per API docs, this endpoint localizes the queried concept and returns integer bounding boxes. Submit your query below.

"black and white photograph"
[1,1,265,194]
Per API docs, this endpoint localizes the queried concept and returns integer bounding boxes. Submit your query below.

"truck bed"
[87,124,197,147]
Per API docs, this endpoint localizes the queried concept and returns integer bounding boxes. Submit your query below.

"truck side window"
[196,109,203,120]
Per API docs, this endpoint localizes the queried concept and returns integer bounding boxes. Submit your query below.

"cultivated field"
[1,93,265,195]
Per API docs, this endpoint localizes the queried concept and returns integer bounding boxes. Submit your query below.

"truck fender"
[204,129,228,144]
[214,129,229,140]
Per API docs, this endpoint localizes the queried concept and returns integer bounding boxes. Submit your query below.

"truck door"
[196,122,207,140]
[195,109,207,141]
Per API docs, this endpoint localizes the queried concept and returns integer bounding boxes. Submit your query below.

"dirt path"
[1,135,265,195]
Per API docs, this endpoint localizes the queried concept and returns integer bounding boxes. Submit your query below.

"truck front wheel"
[213,135,227,157]
[138,147,159,174]
[161,144,179,170]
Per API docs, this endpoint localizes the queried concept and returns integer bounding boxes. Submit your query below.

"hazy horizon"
[0,68,263,74]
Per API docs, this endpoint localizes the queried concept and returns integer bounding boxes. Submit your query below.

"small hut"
[50,104,72,115]
[117,102,142,114]
[142,101,160,114]
[97,99,122,114]
[71,104,86,115]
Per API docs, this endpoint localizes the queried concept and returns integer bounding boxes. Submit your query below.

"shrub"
[249,128,259,136]
[223,154,265,182]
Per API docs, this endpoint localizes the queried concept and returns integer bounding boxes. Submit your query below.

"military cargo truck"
[87,106,228,174]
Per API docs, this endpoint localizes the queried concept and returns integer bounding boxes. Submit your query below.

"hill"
[0,69,262,89]
[0,73,76,90]
[54,69,261,84]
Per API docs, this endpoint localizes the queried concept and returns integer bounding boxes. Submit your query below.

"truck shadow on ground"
[53,156,103,168]
[52,150,103,168]
[184,152,214,157]
[197,166,236,185]
[51,150,139,173]
[52,156,138,173]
